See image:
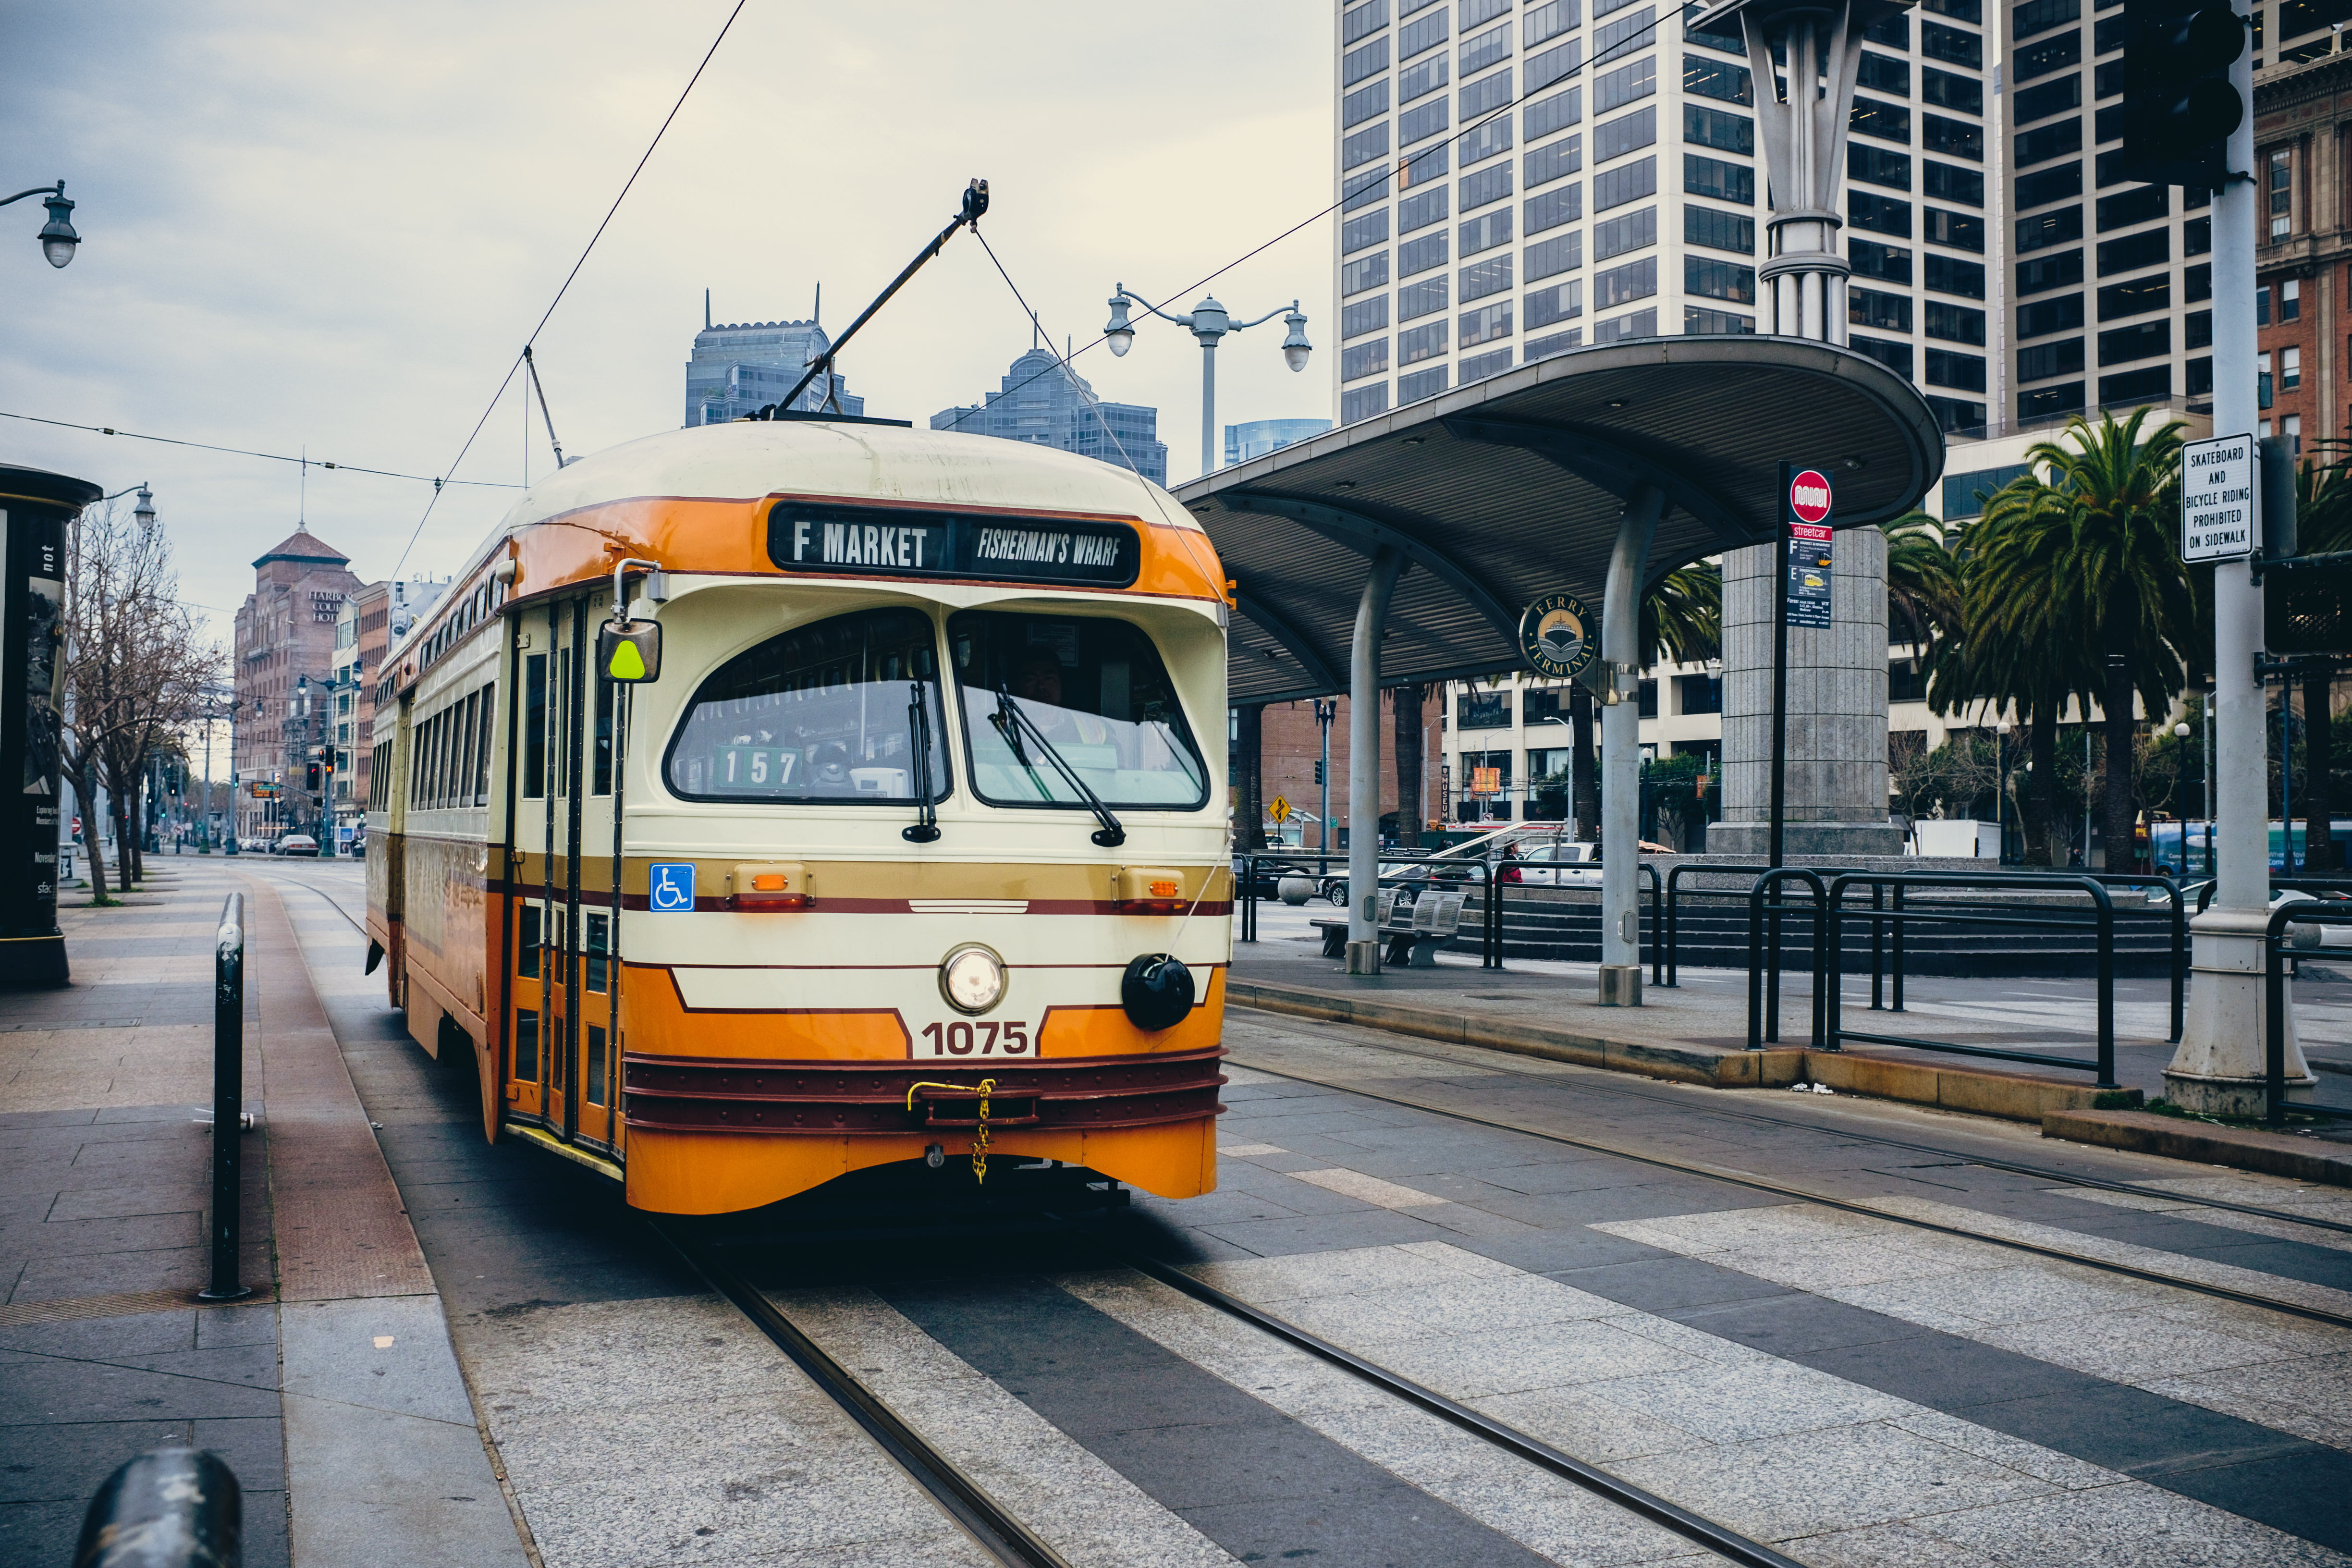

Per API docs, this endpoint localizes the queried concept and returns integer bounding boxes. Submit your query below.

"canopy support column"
[1346,548,1407,974]
[1600,485,1663,1004]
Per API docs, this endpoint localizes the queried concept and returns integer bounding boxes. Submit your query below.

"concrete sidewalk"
[0,857,525,1567]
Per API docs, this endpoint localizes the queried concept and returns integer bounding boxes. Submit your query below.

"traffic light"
[305,762,321,791]
[1314,760,1326,785]
[2119,0,2246,188]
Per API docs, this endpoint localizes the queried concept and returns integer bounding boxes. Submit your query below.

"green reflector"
[608,637,647,680]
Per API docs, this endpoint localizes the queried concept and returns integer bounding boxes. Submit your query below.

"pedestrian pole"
[2166,20,2310,1110]
[199,894,251,1301]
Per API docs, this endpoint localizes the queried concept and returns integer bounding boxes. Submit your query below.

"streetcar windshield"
[947,611,1209,809]
[664,607,950,803]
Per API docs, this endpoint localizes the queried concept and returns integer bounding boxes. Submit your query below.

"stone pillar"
[1711,524,1901,856]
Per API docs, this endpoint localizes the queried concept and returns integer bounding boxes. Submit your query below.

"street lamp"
[1104,284,1311,476]
[0,181,80,268]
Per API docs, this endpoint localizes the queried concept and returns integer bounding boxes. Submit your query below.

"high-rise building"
[930,347,1170,485]
[1330,0,1994,432]
[1226,417,1337,466]
[685,307,862,427]
[2002,0,2217,429]
[233,529,364,844]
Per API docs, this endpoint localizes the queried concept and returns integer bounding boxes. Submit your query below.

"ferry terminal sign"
[2180,433,2258,563]
[1519,591,1596,680]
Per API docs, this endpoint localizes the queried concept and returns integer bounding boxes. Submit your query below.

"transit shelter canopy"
[1175,336,1944,704]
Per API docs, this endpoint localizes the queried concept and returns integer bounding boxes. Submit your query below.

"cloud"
[0,0,1335,639]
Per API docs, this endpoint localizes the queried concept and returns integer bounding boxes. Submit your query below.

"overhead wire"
[0,410,521,489]
[386,0,750,581]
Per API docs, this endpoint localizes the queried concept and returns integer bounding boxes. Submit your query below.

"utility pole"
[1314,699,1335,858]
[2164,4,2309,1112]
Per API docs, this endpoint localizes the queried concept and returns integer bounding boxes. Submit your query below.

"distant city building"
[1225,417,1334,467]
[233,529,363,844]
[930,347,1169,485]
[685,299,861,427]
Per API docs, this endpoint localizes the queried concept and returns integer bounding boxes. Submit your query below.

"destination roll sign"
[2180,434,2258,563]
[767,502,1139,587]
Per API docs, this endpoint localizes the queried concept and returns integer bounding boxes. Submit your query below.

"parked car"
[1514,840,1603,886]
[2275,889,2352,948]
[274,833,319,857]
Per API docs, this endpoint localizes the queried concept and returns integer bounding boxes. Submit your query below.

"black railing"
[76,1448,243,1567]
[1687,863,2184,1042]
[2267,900,2352,1127]
[200,894,251,1304]
[1745,869,1829,1051]
[1821,872,2119,1088]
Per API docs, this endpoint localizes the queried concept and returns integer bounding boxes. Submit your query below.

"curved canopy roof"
[1175,336,1945,704]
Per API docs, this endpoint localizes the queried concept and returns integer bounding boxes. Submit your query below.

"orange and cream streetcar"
[364,415,1231,1213]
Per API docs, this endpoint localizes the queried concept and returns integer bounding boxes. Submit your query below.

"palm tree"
[2285,454,2352,868]
[1969,410,2197,871]
[1642,562,1722,668]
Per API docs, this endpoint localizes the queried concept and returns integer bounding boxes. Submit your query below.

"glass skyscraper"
[685,315,862,427]
[930,348,1170,485]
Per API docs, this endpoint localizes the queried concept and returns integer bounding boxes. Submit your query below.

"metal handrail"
[75,1448,243,1567]
[1746,870,1828,1052]
[200,894,251,1303]
[1823,872,2118,1089]
[2266,902,2352,1127]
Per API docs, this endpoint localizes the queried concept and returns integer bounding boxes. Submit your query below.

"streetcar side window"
[586,912,608,993]
[662,607,951,805]
[593,663,614,796]
[474,685,495,805]
[523,654,547,798]
[586,1026,608,1106]
[518,905,540,979]
[947,611,1210,810]
[514,1012,539,1081]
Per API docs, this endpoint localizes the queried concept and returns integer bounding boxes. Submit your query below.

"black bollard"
[74,1448,242,1568]
[198,895,250,1302]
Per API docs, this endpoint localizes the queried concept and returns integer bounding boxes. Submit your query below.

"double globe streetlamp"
[1103,285,1310,477]
[1,180,80,268]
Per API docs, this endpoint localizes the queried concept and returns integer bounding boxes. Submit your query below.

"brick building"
[232,529,363,844]
[1237,688,1443,850]
[2254,49,2352,457]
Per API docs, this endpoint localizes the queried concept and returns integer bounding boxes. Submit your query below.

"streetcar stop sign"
[597,619,663,682]
[1519,591,1596,680]
[2180,433,2258,563]
[1269,796,1291,824]
[1788,468,1833,525]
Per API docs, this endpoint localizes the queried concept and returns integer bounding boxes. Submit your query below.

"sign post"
[1772,465,1833,868]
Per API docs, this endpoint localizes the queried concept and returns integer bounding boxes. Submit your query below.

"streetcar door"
[551,597,587,1142]
[504,607,556,1127]
[575,589,622,1152]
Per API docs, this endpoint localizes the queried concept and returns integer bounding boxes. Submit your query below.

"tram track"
[656,1207,1807,1568]
[1222,1038,2352,1333]
[1231,1006,2352,1238]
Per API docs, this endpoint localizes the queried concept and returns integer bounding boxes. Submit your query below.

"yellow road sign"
[1269,796,1292,823]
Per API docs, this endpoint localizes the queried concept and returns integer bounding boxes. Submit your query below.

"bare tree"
[61,501,221,900]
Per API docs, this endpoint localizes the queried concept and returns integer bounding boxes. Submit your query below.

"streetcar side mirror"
[598,620,662,683]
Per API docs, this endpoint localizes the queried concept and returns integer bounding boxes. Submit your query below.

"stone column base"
[1703,821,1907,857]
[2160,1070,2316,1120]
[1598,965,1642,1006]
[1346,940,1382,976]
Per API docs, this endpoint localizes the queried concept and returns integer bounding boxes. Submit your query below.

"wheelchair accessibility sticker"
[649,863,696,912]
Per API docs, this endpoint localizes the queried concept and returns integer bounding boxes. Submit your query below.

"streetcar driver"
[1010,648,1111,747]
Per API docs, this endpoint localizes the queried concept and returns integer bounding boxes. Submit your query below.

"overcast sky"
[1,1,1335,643]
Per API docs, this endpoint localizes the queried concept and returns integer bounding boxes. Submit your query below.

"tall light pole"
[1103,285,1311,478]
[0,180,79,268]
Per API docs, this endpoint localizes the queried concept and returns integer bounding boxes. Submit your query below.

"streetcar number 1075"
[919,1020,1031,1056]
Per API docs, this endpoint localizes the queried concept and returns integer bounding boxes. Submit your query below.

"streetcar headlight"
[939,944,1006,1014]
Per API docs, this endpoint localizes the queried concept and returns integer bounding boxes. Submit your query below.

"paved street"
[8,854,2331,1566]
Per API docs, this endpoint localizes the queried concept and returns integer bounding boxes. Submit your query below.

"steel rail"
[1232,1006,2352,1238]
[657,1222,1077,1568]
[1076,1231,1810,1568]
[1223,1053,2352,1332]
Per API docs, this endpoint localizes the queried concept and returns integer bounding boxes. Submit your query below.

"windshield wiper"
[991,689,1125,847]
[904,680,941,843]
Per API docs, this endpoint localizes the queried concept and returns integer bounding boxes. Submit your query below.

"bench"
[1308,889,1468,966]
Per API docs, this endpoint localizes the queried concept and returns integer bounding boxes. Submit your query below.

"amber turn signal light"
[727,862,813,911]
[1115,866,1189,914]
